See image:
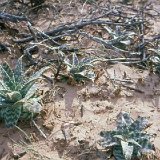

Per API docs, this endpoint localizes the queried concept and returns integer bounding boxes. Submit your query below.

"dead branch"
[79,31,130,54]
[0,12,29,23]
[136,34,160,50]
[13,17,144,43]
[23,45,38,65]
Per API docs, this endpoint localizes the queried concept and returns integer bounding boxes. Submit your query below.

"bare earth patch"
[0,0,160,159]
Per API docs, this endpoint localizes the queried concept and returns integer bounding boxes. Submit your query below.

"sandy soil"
[0,0,160,160]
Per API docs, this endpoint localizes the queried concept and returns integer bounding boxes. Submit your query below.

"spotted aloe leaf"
[72,52,79,66]
[23,98,42,113]
[100,130,120,148]
[116,111,133,130]
[113,145,126,160]
[0,58,50,127]
[24,84,39,100]
[20,66,49,96]
[28,66,50,82]
[0,101,12,109]
[0,105,22,128]
[0,62,16,90]
[20,79,37,98]
[63,53,98,83]
[0,80,7,90]
[14,57,24,86]
[99,112,155,160]
[129,116,149,131]
[0,90,22,102]
[121,140,134,160]
[79,58,95,67]
[6,91,22,102]
[0,90,11,100]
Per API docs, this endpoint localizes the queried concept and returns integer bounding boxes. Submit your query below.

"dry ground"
[0,0,160,159]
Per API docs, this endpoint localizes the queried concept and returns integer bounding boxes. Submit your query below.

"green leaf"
[62,53,99,83]
[0,106,21,127]
[20,80,37,97]
[131,132,151,144]
[23,98,42,113]
[80,57,95,64]
[99,112,155,160]
[0,90,11,99]
[0,96,13,108]
[114,135,124,140]
[0,62,16,90]
[130,116,149,131]
[0,89,11,93]
[127,139,141,147]
[0,80,8,90]
[86,71,96,81]
[72,73,90,82]
[79,58,96,69]
[20,66,49,96]
[138,137,154,151]
[0,90,22,103]
[72,53,79,66]
[113,145,125,160]
[0,59,46,128]
[20,110,33,120]
[121,140,133,160]
[27,66,50,82]
[117,112,133,130]
[24,83,39,99]
[14,57,24,84]
[100,131,119,148]
[64,58,72,68]
[6,91,22,102]
[120,40,131,45]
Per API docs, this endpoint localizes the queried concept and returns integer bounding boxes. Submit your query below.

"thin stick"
[32,120,47,139]
[121,84,144,93]
[15,125,31,142]
[109,78,134,84]
[140,4,145,60]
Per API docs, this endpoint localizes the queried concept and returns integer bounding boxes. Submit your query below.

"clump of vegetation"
[99,112,155,160]
[30,0,45,7]
[61,53,98,83]
[80,0,95,4]
[0,58,49,128]
[149,45,160,74]
[104,26,135,50]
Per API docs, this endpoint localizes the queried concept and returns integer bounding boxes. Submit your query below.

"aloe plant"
[0,58,49,127]
[149,46,160,74]
[99,112,155,160]
[61,53,97,83]
[104,26,135,50]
